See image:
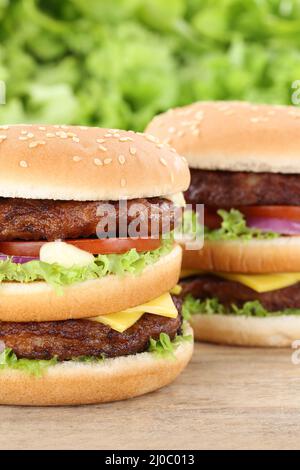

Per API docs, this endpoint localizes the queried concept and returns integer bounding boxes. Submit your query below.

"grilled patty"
[0,197,177,241]
[185,169,300,207]
[180,275,300,312]
[0,297,182,361]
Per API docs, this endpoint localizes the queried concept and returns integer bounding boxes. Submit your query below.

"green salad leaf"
[0,348,57,377]
[0,2,299,129]
[205,209,279,241]
[0,237,173,292]
[149,324,193,358]
[183,294,300,318]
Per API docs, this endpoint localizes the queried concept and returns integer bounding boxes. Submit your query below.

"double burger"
[0,124,193,405]
[147,101,300,347]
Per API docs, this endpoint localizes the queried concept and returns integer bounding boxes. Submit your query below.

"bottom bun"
[190,314,300,347]
[0,327,193,406]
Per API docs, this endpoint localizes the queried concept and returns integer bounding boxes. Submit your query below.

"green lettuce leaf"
[0,348,57,377]
[149,324,193,358]
[205,209,279,241]
[183,294,300,318]
[0,237,173,291]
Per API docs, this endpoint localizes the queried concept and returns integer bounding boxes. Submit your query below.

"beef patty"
[185,169,300,207]
[180,275,300,312]
[0,297,182,361]
[0,197,177,241]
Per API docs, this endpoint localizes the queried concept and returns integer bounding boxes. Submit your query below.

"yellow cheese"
[180,267,300,293]
[90,311,144,333]
[89,293,178,333]
[216,272,300,293]
[180,269,204,279]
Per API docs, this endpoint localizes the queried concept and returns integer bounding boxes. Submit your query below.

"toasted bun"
[146,101,300,173]
[0,326,193,406]
[0,125,190,200]
[182,237,300,273]
[190,313,300,347]
[0,245,181,322]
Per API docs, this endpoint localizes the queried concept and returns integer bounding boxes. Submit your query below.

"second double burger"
[147,101,300,347]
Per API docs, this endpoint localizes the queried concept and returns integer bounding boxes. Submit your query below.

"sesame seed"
[160,157,167,166]
[56,131,68,139]
[72,137,80,143]
[118,155,126,165]
[120,178,126,188]
[21,130,28,135]
[98,145,107,152]
[46,133,55,138]
[146,134,158,143]
[73,156,82,162]
[192,129,200,136]
[112,133,120,139]
[177,130,185,137]
[38,126,46,131]
[29,142,38,148]
[163,137,171,144]
[170,148,177,153]
[37,140,46,145]
[195,111,204,120]
[119,137,131,142]
[27,133,34,138]
[96,139,106,144]
[19,136,28,141]
[19,160,28,168]
[156,143,164,149]
[104,158,112,165]
[67,132,77,137]
[94,158,103,166]
[104,133,112,138]
[168,127,176,134]
[0,126,9,130]
[129,146,137,155]
[60,125,69,129]
[0,135,7,140]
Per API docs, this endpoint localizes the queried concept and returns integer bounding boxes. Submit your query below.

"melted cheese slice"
[216,272,300,293]
[180,268,300,293]
[89,293,178,332]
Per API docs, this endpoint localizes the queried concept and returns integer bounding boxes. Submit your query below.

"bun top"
[146,101,300,174]
[0,125,190,200]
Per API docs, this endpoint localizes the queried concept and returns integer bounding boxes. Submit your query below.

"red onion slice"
[0,254,38,264]
[247,217,300,235]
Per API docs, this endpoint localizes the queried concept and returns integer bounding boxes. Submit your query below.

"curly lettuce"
[0,237,173,291]
[0,348,58,377]
[205,209,279,241]
[183,294,300,319]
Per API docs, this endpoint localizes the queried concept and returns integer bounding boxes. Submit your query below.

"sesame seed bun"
[0,325,193,405]
[182,237,300,273]
[0,125,190,200]
[190,313,300,347]
[146,101,300,173]
[0,244,182,322]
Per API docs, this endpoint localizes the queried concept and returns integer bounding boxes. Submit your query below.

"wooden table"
[1,343,300,450]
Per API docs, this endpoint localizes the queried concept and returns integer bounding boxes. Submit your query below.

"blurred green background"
[0,0,300,130]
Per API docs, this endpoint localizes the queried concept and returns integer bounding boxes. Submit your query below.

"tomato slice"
[0,238,162,258]
[238,206,300,222]
[204,207,222,229]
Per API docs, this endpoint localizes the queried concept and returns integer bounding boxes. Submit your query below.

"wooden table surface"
[1,342,300,450]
